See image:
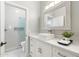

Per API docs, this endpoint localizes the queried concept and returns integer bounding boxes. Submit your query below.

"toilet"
[21,41,26,52]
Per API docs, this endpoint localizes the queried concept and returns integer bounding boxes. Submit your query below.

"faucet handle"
[48,30,52,34]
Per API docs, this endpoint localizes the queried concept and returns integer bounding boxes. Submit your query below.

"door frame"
[0,1,29,56]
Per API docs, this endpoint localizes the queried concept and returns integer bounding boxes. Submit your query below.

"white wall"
[12,1,40,34]
[71,2,79,44]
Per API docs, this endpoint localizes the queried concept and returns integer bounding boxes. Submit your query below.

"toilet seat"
[21,41,26,52]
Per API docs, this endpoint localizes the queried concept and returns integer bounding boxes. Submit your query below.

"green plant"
[62,32,74,38]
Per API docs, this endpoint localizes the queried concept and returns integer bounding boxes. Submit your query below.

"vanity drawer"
[30,37,52,57]
[53,47,79,57]
[38,41,52,57]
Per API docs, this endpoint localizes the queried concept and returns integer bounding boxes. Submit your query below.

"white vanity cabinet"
[53,47,79,57]
[30,37,52,57]
[29,35,79,57]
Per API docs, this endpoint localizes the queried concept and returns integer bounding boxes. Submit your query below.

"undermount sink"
[38,33,55,39]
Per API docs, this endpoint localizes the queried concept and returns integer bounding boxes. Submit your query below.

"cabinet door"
[30,37,52,57]
[53,47,79,57]
[30,38,37,57]
[36,41,52,57]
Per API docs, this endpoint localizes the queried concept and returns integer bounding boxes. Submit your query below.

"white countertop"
[29,34,79,55]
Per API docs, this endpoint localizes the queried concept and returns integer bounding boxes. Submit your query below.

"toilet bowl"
[21,41,26,52]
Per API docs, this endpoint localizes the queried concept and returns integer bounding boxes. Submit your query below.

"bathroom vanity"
[29,34,79,57]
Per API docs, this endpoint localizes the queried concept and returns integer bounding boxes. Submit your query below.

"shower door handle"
[0,42,7,47]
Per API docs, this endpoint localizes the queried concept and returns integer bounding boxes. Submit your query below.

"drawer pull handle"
[38,48,42,54]
[29,55,32,57]
[58,52,66,57]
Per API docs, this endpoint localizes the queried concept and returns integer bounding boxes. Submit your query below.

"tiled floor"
[1,48,26,57]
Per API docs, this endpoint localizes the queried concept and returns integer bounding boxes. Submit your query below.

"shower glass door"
[5,3,26,52]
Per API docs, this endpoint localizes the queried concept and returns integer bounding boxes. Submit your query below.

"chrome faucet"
[48,30,52,34]
[48,29,56,38]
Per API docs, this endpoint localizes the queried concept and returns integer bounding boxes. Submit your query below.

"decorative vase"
[64,37,70,41]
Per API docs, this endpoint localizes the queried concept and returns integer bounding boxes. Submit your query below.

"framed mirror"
[52,16,64,27]
[44,14,65,30]
[43,1,71,30]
